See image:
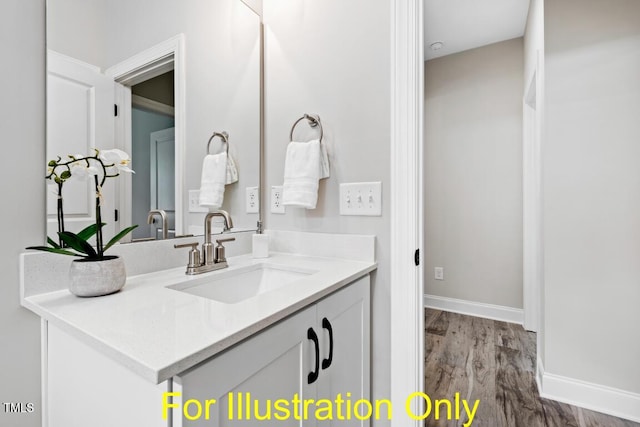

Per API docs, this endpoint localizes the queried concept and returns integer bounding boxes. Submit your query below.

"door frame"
[390,0,425,425]
[523,54,542,332]
[105,34,186,237]
[149,127,176,238]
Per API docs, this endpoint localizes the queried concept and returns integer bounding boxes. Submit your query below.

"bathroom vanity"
[21,231,375,426]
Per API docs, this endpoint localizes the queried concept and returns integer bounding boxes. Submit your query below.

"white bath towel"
[199,153,227,208]
[282,139,327,209]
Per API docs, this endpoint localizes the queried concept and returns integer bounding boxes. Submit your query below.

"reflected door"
[47,50,116,241]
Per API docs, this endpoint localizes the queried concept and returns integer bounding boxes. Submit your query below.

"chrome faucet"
[174,210,235,275]
[203,210,233,264]
[147,209,168,240]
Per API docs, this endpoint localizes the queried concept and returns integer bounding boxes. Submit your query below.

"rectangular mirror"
[46,0,261,242]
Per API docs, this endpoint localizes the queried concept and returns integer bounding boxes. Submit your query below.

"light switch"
[339,182,382,216]
[188,190,208,213]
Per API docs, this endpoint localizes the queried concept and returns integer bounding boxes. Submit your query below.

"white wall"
[262,0,391,424]
[46,0,106,67]
[424,38,524,309]
[0,1,45,426]
[544,0,640,395]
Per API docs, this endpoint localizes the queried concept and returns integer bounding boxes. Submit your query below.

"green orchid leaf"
[58,231,98,258]
[76,223,106,241]
[103,225,139,252]
[47,237,61,249]
[26,246,85,257]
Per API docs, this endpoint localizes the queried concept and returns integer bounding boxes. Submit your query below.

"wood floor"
[424,309,639,427]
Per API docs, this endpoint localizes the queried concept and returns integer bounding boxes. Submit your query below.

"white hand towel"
[226,152,239,184]
[319,139,330,179]
[282,140,322,209]
[199,153,227,208]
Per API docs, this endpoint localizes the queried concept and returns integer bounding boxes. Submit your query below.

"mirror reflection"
[46,0,261,242]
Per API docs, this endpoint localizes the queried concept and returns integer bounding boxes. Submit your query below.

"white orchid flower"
[69,161,99,180]
[99,149,134,173]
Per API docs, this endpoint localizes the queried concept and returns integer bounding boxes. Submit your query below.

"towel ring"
[289,113,323,143]
[206,131,229,155]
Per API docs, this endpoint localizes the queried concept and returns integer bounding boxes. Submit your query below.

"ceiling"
[424,0,531,60]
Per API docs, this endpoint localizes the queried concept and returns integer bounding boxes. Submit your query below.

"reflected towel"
[226,152,239,184]
[199,153,227,208]
[282,140,324,209]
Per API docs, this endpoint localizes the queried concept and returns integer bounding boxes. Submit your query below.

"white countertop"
[22,253,376,384]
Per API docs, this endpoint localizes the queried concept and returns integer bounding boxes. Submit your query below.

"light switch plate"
[339,182,382,216]
[271,186,285,214]
[188,190,208,213]
[246,187,259,213]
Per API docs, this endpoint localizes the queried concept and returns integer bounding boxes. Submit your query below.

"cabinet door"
[316,276,371,426]
[175,306,317,427]
[46,322,170,427]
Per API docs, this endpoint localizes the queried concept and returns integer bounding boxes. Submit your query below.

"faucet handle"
[174,241,199,250]
[174,242,201,269]
[216,237,236,244]
[214,237,235,263]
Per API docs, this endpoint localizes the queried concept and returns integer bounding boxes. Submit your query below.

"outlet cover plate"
[188,190,208,213]
[271,186,285,214]
[246,187,259,213]
[339,182,382,216]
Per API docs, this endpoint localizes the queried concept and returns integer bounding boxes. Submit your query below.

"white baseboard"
[424,294,523,324]
[537,356,640,423]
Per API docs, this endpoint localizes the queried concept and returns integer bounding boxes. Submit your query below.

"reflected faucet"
[147,209,168,240]
[203,210,234,264]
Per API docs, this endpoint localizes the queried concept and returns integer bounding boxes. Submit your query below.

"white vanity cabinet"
[173,275,370,427]
[42,275,370,427]
[45,323,171,427]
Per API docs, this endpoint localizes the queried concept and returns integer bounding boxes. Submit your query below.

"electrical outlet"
[188,190,208,213]
[246,187,259,213]
[271,186,285,214]
[434,267,444,281]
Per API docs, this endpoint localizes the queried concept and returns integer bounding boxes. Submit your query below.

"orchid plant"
[27,148,138,260]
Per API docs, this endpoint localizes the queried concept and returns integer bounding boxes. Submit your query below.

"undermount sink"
[167,263,317,304]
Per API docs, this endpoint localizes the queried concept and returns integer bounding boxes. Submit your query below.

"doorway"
[130,71,176,240]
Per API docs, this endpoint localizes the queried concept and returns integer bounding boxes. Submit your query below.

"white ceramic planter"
[69,256,126,297]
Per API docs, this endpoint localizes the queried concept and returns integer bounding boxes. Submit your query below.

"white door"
[47,50,116,242]
[150,127,175,238]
